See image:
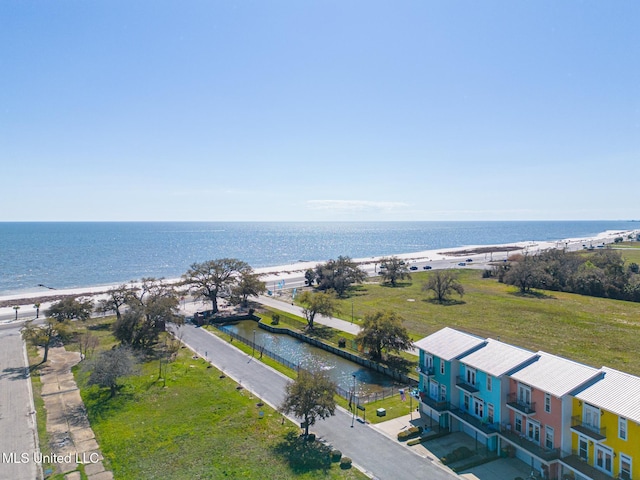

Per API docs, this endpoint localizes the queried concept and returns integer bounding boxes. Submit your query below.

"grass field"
[69,319,366,480]
[329,269,640,375]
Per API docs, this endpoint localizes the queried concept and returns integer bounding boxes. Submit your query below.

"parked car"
[410,266,418,270]
[458,262,466,266]
[423,265,432,270]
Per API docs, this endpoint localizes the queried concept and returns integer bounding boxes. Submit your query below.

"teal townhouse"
[503,352,602,480]
[414,327,486,431]
[452,338,538,453]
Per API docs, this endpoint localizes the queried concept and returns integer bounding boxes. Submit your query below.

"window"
[620,453,632,480]
[487,403,494,424]
[425,354,433,369]
[465,367,476,386]
[583,403,600,430]
[544,393,551,413]
[515,414,522,433]
[439,384,447,402]
[440,360,445,375]
[595,445,613,475]
[473,398,484,418]
[487,375,492,391]
[527,420,540,443]
[545,426,554,449]
[518,383,531,406]
[578,436,588,461]
[619,417,628,440]
[464,394,470,412]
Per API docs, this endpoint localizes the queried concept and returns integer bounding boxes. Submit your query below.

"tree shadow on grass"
[306,325,334,341]
[422,298,466,306]
[88,322,112,331]
[508,290,556,300]
[272,431,332,474]
[380,282,413,289]
[83,385,135,422]
[382,355,416,375]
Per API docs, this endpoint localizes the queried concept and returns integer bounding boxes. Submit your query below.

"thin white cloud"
[307,200,410,212]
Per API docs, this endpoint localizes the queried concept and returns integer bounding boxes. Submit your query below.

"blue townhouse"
[450,338,538,453]
[414,327,486,431]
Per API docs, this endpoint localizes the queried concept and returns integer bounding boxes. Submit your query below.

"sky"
[1,1,639,222]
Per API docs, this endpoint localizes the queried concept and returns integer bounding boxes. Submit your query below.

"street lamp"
[351,373,357,428]
[13,305,20,321]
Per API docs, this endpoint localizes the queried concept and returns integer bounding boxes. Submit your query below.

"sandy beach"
[1,228,636,321]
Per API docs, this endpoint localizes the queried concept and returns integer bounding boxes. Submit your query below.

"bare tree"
[85,346,139,397]
[379,256,411,287]
[422,270,465,303]
[78,332,100,359]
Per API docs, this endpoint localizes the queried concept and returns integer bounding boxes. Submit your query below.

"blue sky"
[1,1,638,221]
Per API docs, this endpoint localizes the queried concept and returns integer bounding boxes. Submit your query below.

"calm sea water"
[0,221,636,296]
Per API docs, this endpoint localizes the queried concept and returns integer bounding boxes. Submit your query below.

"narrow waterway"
[219,321,404,397]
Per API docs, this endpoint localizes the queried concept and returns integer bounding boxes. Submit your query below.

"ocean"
[0,221,636,296]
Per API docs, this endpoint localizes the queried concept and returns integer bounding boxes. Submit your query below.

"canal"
[219,320,404,398]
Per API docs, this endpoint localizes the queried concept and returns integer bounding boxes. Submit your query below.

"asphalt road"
[0,325,41,480]
[174,323,459,480]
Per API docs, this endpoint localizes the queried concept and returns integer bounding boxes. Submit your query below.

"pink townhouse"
[501,352,602,480]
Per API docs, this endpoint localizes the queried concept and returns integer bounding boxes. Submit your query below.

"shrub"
[340,457,352,469]
[331,449,342,462]
[306,433,316,442]
[271,313,280,325]
[338,337,346,348]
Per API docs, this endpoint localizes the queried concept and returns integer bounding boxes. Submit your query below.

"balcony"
[499,426,560,462]
[456,375,479,394]
[448,405,499,436]
[418,364,435,376]
[560,449,616,480]
[418,392,449,412]
[506,393,536,416]
[570,416,607,442]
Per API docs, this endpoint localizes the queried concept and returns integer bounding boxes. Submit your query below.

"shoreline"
[1,228,636,315]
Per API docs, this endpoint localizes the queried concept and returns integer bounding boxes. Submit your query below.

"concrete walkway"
[173,323,459,480]
[39,346,112,480]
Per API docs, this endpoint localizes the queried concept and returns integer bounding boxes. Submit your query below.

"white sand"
[1,228,636,320]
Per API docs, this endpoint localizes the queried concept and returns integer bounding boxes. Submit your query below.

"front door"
[429,380,439,400]
[578,436,588,461]
[595,445,613,476]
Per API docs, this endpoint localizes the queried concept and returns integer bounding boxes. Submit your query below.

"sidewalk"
[39,346,112,480]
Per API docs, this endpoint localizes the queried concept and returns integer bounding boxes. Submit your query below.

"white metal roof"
[574,367,640,424]
[460,338,536,377]
[509,352,601,398]
[413,327,485,361]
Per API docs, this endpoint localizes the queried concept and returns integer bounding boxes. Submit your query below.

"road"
[0,325,41,480]
[174,323,459,480]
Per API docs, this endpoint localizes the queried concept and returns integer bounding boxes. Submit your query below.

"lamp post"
[13,305,20,321]
[351,373,357,428]
[252,330,256,357]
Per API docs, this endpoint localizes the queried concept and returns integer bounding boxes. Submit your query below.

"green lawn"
[331,270,640,375]
[72,320,366,480]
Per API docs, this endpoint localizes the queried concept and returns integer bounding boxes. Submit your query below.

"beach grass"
[332,269,640,375]
[71,320,366,480]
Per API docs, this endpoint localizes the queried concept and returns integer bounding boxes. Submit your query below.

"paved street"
[175,323,459,480]
[0,325,41,480]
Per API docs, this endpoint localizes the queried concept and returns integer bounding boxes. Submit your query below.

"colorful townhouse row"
[415,327,640,480]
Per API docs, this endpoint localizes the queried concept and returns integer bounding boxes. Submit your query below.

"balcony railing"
[499,426,560,461]
[506,392,536,415]
[448,405,499,436]
[570,416,607,441]
[456,375,480,393]
[418,364,435,376]
[560,449,616,480]
[418,392,449,412]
